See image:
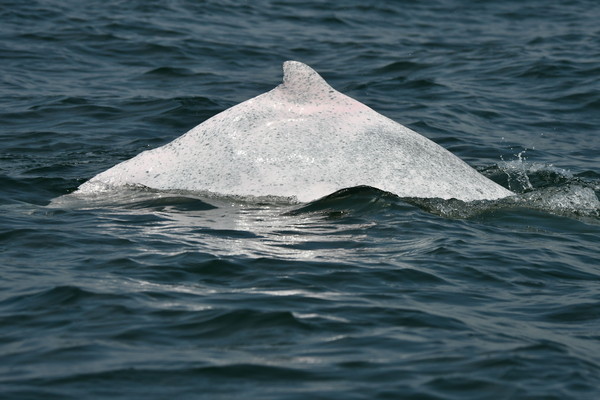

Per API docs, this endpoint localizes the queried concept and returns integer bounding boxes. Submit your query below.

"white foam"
[521,185,600,214]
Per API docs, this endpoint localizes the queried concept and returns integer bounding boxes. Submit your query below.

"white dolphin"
[76,61,513,202]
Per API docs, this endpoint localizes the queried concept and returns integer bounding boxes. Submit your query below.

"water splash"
[410,157,599,221]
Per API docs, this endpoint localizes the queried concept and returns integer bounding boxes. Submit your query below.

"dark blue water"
[1,1,600,399]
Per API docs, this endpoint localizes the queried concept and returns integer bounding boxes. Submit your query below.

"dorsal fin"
[281,61,333,96]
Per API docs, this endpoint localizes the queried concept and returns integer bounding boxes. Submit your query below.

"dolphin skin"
[77,61,513,202]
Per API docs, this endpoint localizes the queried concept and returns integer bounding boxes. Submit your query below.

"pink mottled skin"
[77,61,513,203]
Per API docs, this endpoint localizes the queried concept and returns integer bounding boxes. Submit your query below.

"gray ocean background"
[1,1,600,399]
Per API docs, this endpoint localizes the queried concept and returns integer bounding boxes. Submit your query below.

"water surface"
[1,1,599,399]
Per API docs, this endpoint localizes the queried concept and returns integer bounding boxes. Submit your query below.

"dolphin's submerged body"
[77,61,513,202]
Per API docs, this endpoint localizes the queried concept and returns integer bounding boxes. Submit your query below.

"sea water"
[1,1,599,399]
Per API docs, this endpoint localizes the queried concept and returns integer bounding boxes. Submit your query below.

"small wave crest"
[284,186,405,218]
